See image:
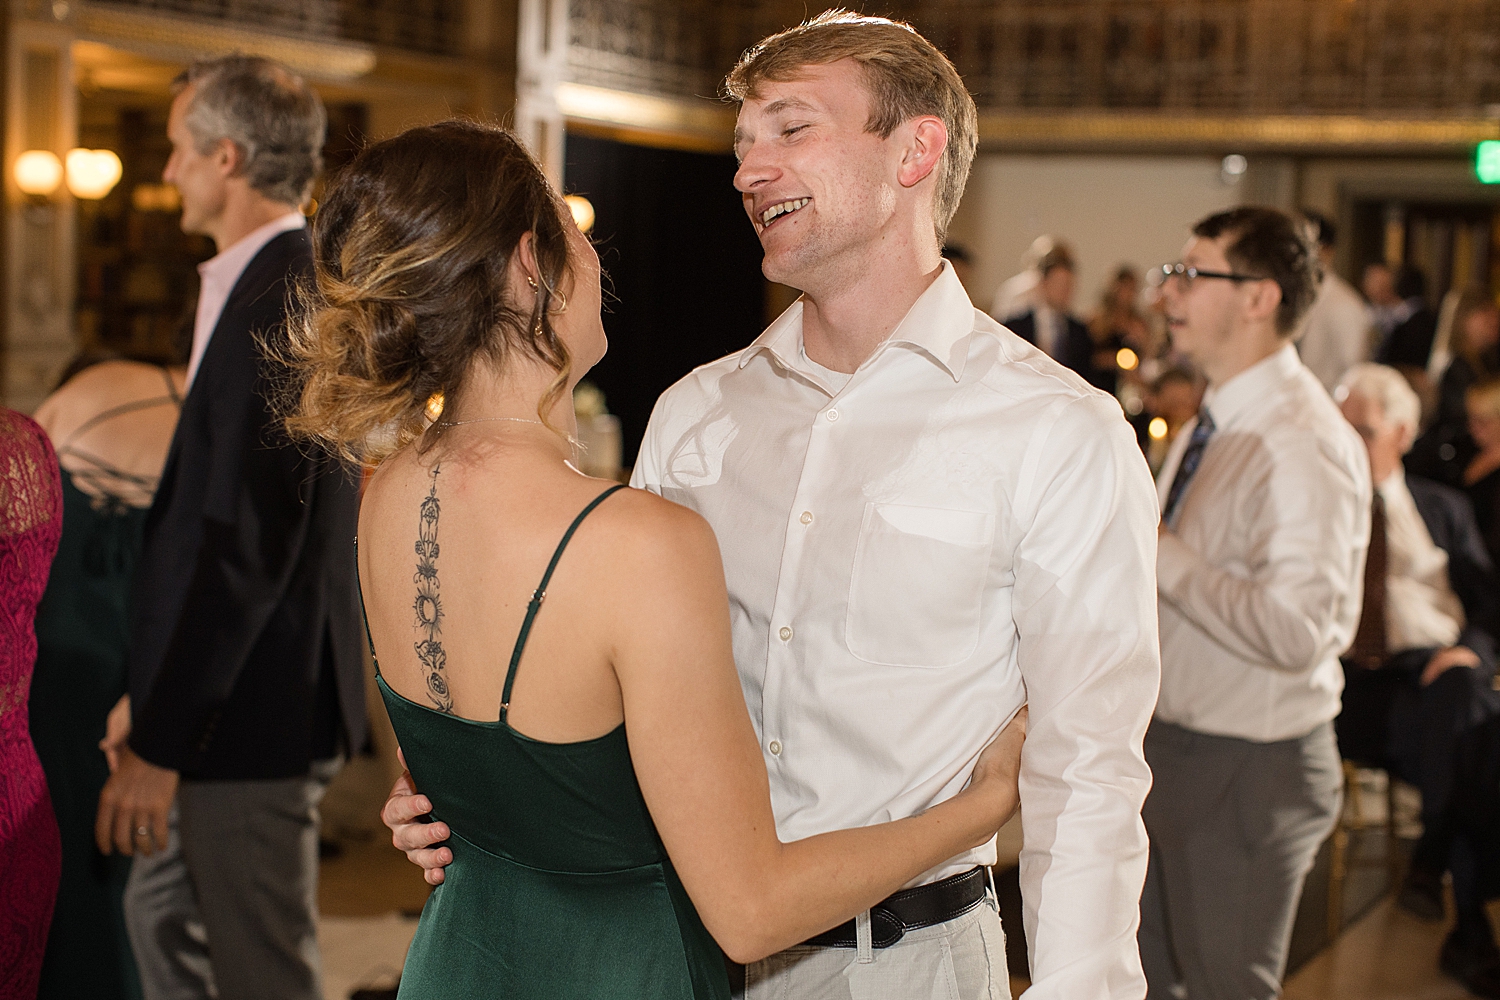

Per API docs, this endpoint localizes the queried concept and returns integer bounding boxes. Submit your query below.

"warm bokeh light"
[65,148,123,199]
[565,194,595,234]
[131,183,181,213]
[1148,417,1168,440]
[1116,347,1140,371]
[14,150,63,196]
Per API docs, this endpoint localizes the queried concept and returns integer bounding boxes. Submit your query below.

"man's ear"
[215,137,245,179]
[1243,277,1283,327]
[897,116,947,190]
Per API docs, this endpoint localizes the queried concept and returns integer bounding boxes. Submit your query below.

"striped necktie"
[1163,408,1216,529]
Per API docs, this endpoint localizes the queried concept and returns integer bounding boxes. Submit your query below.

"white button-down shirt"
[1155,343,1371,742]
[1295,272,1372,393]
[1380,468,1464,651]
[632,263,1161,998]
[185,211,307,388]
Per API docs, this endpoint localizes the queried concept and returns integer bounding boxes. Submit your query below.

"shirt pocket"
[845,502,996,668]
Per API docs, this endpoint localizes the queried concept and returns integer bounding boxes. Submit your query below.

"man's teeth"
[761,198,809,226]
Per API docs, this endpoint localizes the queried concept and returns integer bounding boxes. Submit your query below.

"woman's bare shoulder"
[34,360,178,440]
[582,484,723,580]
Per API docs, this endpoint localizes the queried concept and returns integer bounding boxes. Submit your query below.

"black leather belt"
[801,866,989,949]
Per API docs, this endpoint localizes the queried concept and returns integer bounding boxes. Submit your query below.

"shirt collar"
[737,261,977,383]
[1203,341,1302,430]
[1377,465,1409,503]
[198,210,306,285]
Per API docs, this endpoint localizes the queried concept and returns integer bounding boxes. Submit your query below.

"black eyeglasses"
[1154,262,1266,288]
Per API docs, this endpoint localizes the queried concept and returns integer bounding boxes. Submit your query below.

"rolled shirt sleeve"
[1157,430,1369,674]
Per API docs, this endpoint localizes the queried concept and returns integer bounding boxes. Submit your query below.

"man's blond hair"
[724,9,977,245]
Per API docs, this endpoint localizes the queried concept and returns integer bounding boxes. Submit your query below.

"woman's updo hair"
[286,119,574,464]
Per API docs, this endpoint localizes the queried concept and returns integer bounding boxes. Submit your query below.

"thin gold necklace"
[437,416,545,428]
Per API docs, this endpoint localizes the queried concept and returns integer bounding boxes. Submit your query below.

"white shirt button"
[779,626,793,641]
[768,740,782,756]
[800,511,814,525]
[826,408,840,421]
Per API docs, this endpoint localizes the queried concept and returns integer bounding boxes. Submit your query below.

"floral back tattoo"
[413,465,453,713]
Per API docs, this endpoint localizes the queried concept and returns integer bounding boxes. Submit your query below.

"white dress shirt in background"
[633,262,1162,999]
[1295,271,1372,393]
[185,211,307,388]
[1380,468,1464,651]
[1155,343,1371,742]
[989,267,1039,322]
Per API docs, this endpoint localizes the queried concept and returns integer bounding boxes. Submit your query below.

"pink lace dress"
[0,409,64,999]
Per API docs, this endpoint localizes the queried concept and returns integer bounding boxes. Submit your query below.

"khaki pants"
[743,896,1010,1000]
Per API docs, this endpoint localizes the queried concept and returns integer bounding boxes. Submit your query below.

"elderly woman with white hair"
[1335,362,1500,997]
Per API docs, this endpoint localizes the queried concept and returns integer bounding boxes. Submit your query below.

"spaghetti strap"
[501,484,627,724]
[59,393,179,452]
[352,536,381,677]
[159,364,183,405]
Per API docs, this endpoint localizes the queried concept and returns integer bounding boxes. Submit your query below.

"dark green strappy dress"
[368,485,731,1000]
[31,367,181,1000]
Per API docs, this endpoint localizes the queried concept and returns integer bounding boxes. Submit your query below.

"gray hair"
[173,55,326,206]
[1337,362,1421,450]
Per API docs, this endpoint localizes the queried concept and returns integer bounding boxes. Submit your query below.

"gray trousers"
[1138,720,1342,1000]
[124,759,340,1000]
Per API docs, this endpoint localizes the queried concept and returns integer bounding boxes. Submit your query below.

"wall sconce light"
[14,150,64,197]
[65,148,122,199]
[565,194,595,234]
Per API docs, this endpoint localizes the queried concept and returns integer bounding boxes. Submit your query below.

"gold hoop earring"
[552,290,567,314]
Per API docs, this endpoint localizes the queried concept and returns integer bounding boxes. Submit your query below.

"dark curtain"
[564,132,767,467]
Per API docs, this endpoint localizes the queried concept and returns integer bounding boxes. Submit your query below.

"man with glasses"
[1140,207,1371,1000]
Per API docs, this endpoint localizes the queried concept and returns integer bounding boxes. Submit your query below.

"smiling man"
[641,14,1158,996]
[386,11,1161,999]
[1142,208,1370,1000]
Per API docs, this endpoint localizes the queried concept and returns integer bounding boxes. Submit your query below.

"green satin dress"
[370,484,730,1000]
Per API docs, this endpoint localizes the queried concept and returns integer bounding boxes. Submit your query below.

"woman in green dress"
[30,355,185,1000]
[286,120,1025,999]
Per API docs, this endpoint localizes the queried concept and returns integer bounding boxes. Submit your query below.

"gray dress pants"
[124,759,340,1000]
[1138,720,1341,1000]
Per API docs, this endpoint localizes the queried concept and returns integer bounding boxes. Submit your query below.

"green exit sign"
[1479,141,1500,184]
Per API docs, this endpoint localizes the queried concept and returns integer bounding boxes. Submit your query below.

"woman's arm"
[606,500,1022,964]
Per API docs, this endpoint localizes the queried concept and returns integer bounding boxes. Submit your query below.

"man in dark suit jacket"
[94,56,364,1000]
[1376,263,1438,371]
[1337,364,1500,997]
[1003,245,1101,387]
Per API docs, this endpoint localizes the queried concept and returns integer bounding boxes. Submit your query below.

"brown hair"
[1468,377,1500,422]
[1191,207,1322,335]
[723,9,977,245]
[284,120,574,465]
[1450,287,1500,379]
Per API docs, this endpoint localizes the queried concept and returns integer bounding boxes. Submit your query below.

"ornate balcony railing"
[85,0,461,57]
[566,0,1500,116]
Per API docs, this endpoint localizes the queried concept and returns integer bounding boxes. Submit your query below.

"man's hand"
[1421,645,1481,687]
[96,747,178,856]
[383,748,452,885]
[100,694,131,773]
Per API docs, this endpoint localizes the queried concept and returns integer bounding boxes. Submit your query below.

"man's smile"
[754,197,810,233]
